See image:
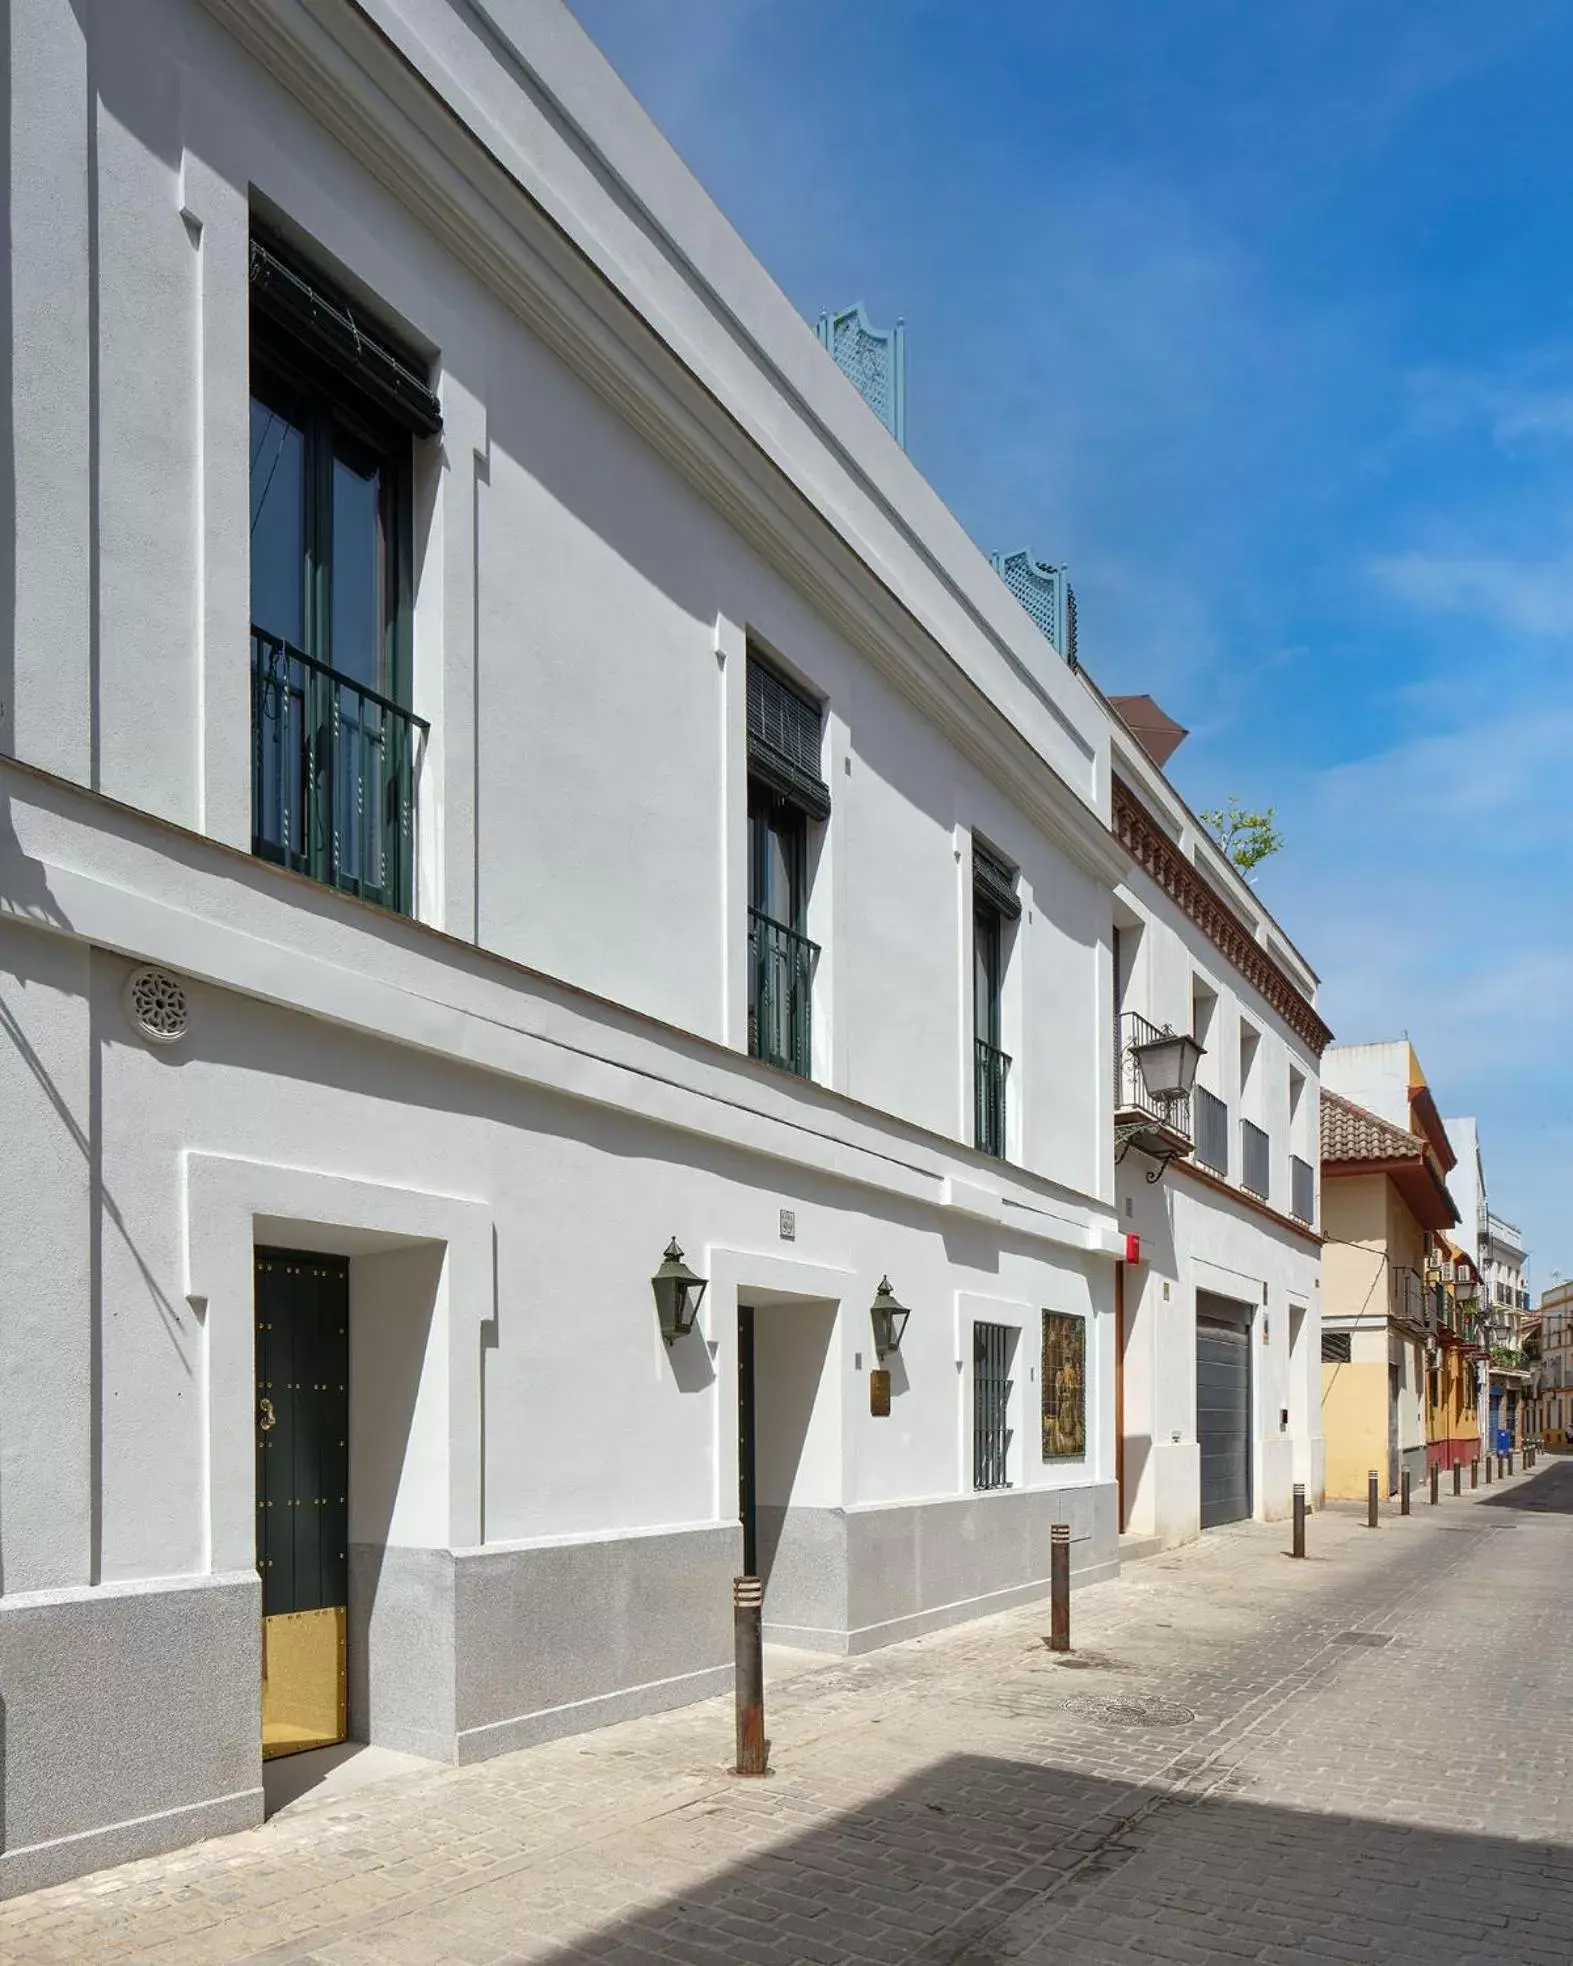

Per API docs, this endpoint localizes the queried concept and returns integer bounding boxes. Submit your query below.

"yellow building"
[1423,1235,1483,1475]
[1320,1065,1459,1499]
[1538,1281,1573,1447]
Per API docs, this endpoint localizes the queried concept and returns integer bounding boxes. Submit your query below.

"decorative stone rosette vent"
[124,966,191,1047]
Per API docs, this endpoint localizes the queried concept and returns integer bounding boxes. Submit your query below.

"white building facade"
[1440,1116,1532,1452]
[1103,710,1327,1548]
[0,0,1151,1893]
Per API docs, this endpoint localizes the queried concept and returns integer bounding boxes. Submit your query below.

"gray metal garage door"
[1197,1301,1251,1529]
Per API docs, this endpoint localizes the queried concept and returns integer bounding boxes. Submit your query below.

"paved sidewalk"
[5,1462,1573,1963]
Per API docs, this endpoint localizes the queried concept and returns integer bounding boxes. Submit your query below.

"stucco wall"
[1321,1363,1388,1501]
[1111,778,1323,1547]
[2,0,1120,1206]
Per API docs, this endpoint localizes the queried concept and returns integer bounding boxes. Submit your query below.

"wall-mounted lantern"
[870,1277,911,1358]
[652,1238,708,1345]
[1117,1025,1207,1183]
[1131,1028,1205,1108]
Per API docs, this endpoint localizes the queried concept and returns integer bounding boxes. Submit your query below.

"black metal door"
[1197,1304,1251,1529]
[255,1248,349,1756]
[738,1305,757,1576]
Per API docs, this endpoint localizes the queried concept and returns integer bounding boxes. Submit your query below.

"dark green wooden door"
[255,1249,349,1756]
[738,1305,757,1577]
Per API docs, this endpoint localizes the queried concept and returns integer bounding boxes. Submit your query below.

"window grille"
[1322,1331,1352,1364]
[746,655,830,820]
[973,1322,1014,1490]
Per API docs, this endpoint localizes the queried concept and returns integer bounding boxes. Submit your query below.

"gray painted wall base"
[0,1572,262,1901]
[759,1482,1118,1654]
[350,1522,742,1764]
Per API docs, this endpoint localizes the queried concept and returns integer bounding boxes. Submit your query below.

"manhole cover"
[1057,1693,1196,1727]
[1334,1631,1393,1648]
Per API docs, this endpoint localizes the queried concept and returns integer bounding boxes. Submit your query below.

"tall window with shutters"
[972,838,1018,1156]
[745,653,829,1078]
[248,226,440,915]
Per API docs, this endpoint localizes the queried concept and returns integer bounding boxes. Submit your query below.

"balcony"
[1113,1011,1196,1175]
[1290,1153,1315,1225]
[251,628,426,915]
[1241,1118,1269,1200]
[975,1037,1010,1157]
[748,909,818,1078]
[1392,1265,1427,1330]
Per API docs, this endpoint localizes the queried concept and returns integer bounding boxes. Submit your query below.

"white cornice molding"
[193,0,1128,890]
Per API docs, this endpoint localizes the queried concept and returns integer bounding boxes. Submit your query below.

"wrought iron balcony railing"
[748,908,818,1078]
[1113,1010,1193,1140]
[1290,1154,1315,1226]
[251,628,426,915]
[975,1037,1010,1158]
[1393,1265,1427,1330]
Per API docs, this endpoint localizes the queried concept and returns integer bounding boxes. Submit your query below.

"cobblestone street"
[5,1463,1573,1964]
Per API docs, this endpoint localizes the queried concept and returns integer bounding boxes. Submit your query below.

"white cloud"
[1372,544,1573,641]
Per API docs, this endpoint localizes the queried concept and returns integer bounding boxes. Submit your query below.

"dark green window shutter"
[747,655,831,820]
[973,838,1021,920]
[250,229,443,439]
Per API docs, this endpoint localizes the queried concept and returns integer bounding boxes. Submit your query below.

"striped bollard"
[1049,1523,1071,1653]
[733,1575,768,1776]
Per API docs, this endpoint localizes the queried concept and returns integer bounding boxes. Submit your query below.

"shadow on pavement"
[527,1750,1571,1963]
[1479,1460,1573,1514]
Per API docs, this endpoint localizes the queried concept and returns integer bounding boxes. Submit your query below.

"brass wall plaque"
[870,1368,891,1417]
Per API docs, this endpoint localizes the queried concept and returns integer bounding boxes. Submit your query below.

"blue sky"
[569,0,1573,1285]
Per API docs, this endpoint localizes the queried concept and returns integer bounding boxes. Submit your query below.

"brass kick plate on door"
[261,1606,347,1760]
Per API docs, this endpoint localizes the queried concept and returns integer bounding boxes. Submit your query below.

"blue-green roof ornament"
[989,550,1078,665]
[816,303,907,448]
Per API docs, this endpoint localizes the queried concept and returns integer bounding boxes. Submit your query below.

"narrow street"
[5,1462,1572,1964]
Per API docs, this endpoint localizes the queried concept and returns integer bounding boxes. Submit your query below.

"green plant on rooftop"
[1199,797,1285,878]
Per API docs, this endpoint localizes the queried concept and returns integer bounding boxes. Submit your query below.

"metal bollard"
[1292,1482,1306,1559]
[1485,1452,1493,1484]
[1049,1523,1071,1652]
[1472,1457,1479,1489]
[1367,1469,1380,1528]
[1430,1463,1440,1506]
[1401,1469,1411,1516]
[733,1575,768,1776]
[1453,1460,1462,1497]
[1509,1451,1515,1476]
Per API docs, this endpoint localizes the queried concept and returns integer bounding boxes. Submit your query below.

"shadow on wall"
[526,1751,1566,1962]
[1,0,12,764]
[750,1299,835,1596]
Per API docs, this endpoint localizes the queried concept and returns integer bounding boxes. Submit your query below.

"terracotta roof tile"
[1320,1089,1423,1165]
